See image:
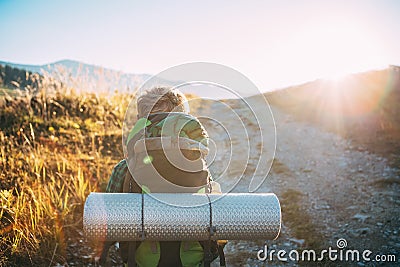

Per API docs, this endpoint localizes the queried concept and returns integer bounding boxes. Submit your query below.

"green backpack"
[124,112,210,194]
[121,112,225,267]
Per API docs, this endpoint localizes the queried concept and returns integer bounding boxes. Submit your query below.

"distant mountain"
[0,59,152,93]
[0,60,244,98]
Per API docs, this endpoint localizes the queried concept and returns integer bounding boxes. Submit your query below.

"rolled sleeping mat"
[83,193,281,241]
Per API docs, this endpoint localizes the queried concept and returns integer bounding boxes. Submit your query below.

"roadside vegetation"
[0,78,133,266]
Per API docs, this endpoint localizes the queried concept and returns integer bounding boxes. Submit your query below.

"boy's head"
[137,86,188,118]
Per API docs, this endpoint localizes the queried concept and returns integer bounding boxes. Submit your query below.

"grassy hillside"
[265,66,400,164]
[0,83,133,266]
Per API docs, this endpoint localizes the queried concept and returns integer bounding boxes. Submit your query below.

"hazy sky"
[1,0,399,90]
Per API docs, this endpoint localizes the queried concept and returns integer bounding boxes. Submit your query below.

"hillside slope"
[265,66,400,162]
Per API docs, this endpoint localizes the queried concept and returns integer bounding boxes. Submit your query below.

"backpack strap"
[127,241,137,267]
[203,241,212,267]
[217,243,226,267]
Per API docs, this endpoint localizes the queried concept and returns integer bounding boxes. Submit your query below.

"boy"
[106,86,211,194]
[103,86,222,267]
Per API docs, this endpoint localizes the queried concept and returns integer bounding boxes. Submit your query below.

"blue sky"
[0,0,399,90]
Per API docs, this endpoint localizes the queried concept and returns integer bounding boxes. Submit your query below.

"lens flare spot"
[143,155,154,165]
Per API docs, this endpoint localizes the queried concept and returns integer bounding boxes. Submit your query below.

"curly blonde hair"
[137,86,188,118]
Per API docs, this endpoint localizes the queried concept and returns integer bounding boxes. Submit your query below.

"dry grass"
[0,80,134,266]
[0,76,205,265]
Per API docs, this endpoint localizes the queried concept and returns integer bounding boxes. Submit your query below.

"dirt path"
[100,98,399,267]
[202,98,400,266]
